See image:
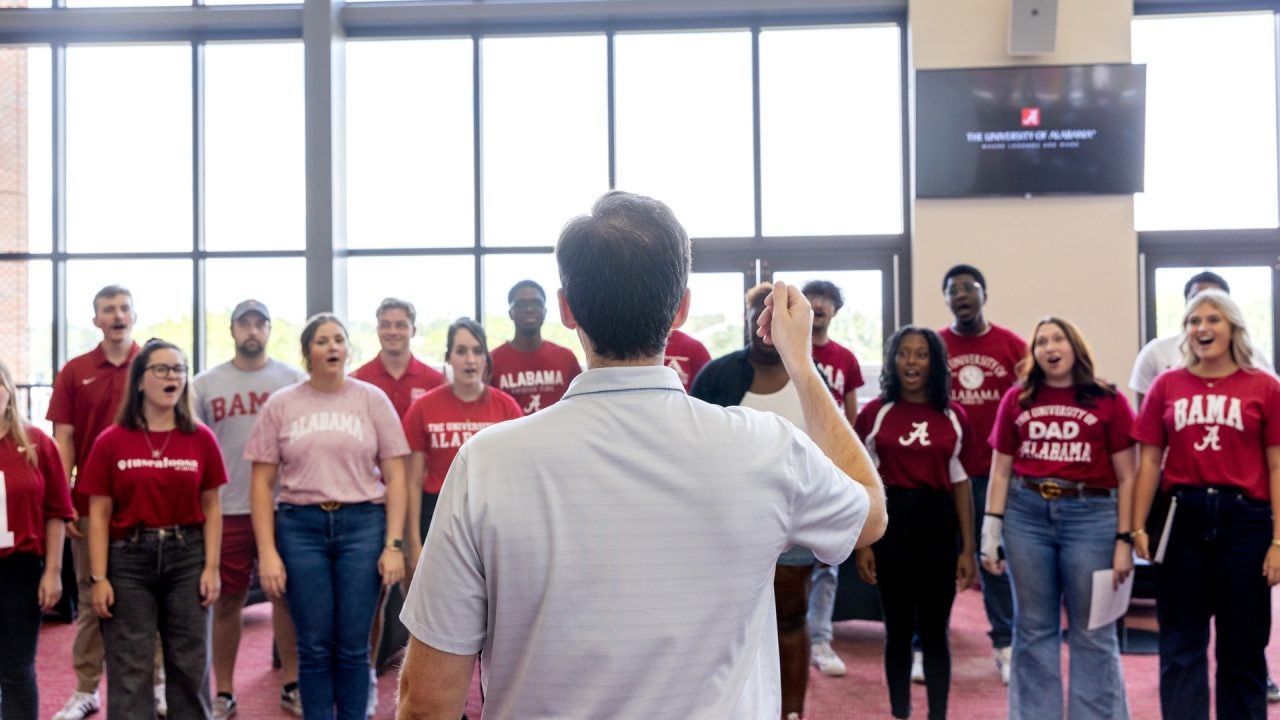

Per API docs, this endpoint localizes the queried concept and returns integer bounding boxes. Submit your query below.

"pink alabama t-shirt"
[990,384,1135,488]
[244,379,411,505]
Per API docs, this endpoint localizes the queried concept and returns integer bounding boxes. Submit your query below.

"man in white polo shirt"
[396,191,887,720]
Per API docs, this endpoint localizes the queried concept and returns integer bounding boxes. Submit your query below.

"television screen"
[915,63,1146,198]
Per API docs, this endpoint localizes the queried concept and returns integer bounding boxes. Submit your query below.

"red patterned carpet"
[31,586,1280,719]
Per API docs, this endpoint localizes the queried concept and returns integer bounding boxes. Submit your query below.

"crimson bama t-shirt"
[664,331,711,393]
[854,398,975,492]
[0,427,73,557]
[1132,368,1280,500]
[991,384,1135,487]
[813,340,865,407]
[939,324,1026,475]
[403,385,523,494]
[76,424,227,539]
[490,341,582,415]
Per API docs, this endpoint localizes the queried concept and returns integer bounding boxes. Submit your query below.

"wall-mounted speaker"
[1009,0,1058,56]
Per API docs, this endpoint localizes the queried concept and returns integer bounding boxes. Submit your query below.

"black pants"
[874,487,958,720]
[1156,487,1272,720]
[0,552,44,720]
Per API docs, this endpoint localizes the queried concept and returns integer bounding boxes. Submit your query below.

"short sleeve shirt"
[351,354,446,419]
[0,427,73,558]
[1131,368,1280,500]
[663,330,711,393]
[402,385,523,494]
[243,379,411,505]
[855,398,972,492]
[990,385,1135,487]
[938,324,1026,475]
[812,340,865,407]
[76,424,228,540]
[490,341,582,415]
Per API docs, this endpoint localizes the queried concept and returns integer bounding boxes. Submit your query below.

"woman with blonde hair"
[0,361,74,720]
[1132,289,1280,719]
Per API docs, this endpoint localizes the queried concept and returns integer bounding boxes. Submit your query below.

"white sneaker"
[910,650,925,684]
[154,683,168,718]
[785,714,801,720]
[52,690,100,720]
[995,646,1012,685]
[212,693,237,720]
[280,686,303,717]
[366,669,378,718]
[809,641,846,677]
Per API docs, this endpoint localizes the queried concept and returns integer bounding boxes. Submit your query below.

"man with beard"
[193,300,307,719]
[489,280,582,414]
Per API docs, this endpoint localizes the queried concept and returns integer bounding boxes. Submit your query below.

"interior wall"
[908,0,1139,392]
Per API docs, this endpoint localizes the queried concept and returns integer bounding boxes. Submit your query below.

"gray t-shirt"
[193,359,306,515]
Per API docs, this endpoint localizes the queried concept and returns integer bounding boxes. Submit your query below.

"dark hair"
[1183,271,1230,299]
[941,264,986,292]
[93,284,133,313]
[116,339,197,433]
[299,312,348,372]
[801,280,844,311]
[507,280,546,304]
[376,297,417,324]
[445,317,492,383]
[745,282,772,311]
[1017,316,1115,408]
[557,191,691,360]
[879,326,950,412]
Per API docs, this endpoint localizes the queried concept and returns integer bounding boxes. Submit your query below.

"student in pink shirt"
[246,313,410,720]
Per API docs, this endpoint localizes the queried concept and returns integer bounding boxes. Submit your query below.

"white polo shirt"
[401,365,868,719]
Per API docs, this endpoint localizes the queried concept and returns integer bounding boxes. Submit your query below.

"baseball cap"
[231,299,271,323]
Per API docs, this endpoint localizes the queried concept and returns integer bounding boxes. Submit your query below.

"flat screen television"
[915,63,1146,198]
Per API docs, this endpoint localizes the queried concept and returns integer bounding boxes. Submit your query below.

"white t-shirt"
[401,365,868,720]
[1129,335,1274,394]
[741,380,806,432]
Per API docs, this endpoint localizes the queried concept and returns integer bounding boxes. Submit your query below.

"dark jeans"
[419,490,440,542]
[1156,487,1272,720]
[874,487,958,720]
[103,526,211,720]
[971,474,1013,649]
[277,502,385,720]
[0,552,44,720]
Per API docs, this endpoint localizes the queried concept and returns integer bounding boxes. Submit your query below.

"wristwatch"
[385,538,404,552]
[1115,532,1133,545]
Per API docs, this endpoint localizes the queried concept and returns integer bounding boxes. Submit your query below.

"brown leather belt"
[318,501,344,511]
[1023,479,1111,500]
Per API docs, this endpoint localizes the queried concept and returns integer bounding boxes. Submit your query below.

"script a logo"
[1021,107,1041,127]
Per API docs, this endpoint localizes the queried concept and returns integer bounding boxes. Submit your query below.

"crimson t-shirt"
[490,341,582,415]
[0,427,74,558]
[813,340,865,408]
[854,398,975,492]
[403,385,523,494]
[351,354,446,419]
[664,331,711,392]
[45,342,141,514]
[939,324,1026,475]
[990,384,1135,488]
[1132,368,1280,501]
[76,424,228,539]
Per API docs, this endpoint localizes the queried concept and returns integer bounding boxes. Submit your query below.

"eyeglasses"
[145,364,188,378]
[510,299,546,311]
[945,282,982,297]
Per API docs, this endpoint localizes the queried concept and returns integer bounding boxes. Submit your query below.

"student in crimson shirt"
[79,339,228,720]
[981,318,1136,720]
[937,263,1023,680]
[490,280,582,415]
[0,361,74,720]
[404,318,522,573]
[663,329,710,393]
[351,297,446,418]
[1131,290,1280,720]
[852,327,976,720]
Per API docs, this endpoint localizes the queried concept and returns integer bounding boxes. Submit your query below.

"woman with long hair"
[403,317,521,572]
[981,317,1135,720]
[853,325,977,720]
[0,361,73,720]
[80,339,227,719]
[1131,289,1280,720]
[246,312,409,720]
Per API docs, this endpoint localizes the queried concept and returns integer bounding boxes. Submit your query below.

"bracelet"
[384,538,404,552]
[89,574,107,584]
[1131,528,1147,537]
[984,512,1004,520]
[1271,538,1280,548]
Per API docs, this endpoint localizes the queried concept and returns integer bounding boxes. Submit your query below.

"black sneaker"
[1268,676,1280,703]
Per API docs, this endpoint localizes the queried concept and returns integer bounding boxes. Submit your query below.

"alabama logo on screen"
[1021,107,1041,127]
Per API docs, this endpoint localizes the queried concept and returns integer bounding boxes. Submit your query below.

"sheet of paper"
[1088,568,1134,631]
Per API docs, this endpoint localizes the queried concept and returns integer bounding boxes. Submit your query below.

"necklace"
[143,428,175,459]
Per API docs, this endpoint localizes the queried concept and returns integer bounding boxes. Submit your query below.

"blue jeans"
[807,563,837,644]
[972,474,1013,649]
[1156,487,1271,720]
[277,502,385,720]
[1003,479,1129,720]
[103,526,211,720]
